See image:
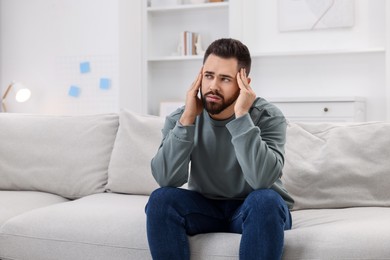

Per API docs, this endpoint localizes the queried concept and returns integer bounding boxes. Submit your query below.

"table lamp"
[1,82,31,112]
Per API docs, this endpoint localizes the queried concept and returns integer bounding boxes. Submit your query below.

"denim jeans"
[145,187,292,260]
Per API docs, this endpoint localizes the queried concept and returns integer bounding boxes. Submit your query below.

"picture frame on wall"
[278,0,355,32]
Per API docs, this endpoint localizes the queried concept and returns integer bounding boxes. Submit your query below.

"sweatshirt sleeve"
[226,112,287,190]
[151,109,195,187]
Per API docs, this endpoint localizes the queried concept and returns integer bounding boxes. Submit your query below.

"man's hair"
[203,38,252,75]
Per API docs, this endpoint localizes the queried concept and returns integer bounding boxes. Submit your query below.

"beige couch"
[1,110,390,260]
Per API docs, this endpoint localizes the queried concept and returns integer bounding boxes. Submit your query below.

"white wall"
[387,1,390,120]
[233,0,387,121]
[0,0,133,114]
[1,0,389,120]
[0,0,2,112]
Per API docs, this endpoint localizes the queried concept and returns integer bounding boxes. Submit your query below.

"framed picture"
[278,0,354,32]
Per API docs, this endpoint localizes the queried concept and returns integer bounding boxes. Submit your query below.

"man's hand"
[235,68,256,118]
[180,68,203,126]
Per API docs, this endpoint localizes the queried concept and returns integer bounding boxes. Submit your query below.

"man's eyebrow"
[204,71,234,79]
[219,74,234,79]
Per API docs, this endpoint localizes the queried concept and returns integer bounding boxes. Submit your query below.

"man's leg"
[229,189,292,260]
[145,187,228,260]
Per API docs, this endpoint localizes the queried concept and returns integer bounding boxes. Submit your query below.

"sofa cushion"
[0,191,68,226]
[0,113,119,199]
[0,193,241,260]
[282,121,390,210]
[2,193,389,260]
[106,109,164,195]
[284,207,390,259]
[0,193,153,260]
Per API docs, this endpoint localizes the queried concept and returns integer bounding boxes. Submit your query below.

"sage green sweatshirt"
[151,97,294,209]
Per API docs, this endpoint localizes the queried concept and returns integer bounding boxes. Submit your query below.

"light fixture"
[1,82,31,112]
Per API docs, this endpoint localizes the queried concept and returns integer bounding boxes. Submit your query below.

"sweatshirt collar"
[203,110,235,127]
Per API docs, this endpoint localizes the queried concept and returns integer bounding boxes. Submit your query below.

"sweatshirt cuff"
[172,121,195,141]
[226,113,256,137]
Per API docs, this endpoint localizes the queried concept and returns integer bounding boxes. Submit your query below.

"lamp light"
[1,82,31,112]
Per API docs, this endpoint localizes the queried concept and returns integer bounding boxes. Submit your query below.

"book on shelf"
[179,31,198,56]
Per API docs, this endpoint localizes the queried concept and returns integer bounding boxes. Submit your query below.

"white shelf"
[147,2,228,13]
[148,55,203,61]
[148,48,385,62]
[252,48,385,58]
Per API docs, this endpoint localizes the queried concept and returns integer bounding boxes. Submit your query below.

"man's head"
[203,38,251,75]
[201,38,252,119]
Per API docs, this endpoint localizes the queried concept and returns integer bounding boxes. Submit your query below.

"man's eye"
[204,74,213,79]
[222,78,230,82]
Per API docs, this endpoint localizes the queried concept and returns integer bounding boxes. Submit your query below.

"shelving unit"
[143,1,230,115]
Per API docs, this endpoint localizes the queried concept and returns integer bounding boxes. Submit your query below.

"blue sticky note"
[99,78,111,90]
[80,62,91,73]
[68,85,81,97]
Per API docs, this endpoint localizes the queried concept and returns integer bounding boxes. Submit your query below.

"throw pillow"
[0,113,119,199]
[106,109,164,195]
[282,121,390,210]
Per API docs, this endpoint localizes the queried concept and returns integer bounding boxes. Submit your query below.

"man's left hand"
[235,68,256,118]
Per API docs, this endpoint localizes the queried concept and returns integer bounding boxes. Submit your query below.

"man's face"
[201,54,240,118]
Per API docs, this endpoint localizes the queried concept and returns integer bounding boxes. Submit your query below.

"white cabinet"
[143,1,229,115]
[270,97,366,122]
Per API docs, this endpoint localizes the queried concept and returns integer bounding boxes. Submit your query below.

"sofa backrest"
[0,113,119,199]
[282,121,390,210]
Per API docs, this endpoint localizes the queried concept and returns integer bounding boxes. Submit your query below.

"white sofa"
[1,110,390,260]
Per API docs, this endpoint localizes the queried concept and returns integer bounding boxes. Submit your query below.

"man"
[145,38,294,260]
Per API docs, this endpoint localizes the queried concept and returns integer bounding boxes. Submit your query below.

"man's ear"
[247,77,251,84]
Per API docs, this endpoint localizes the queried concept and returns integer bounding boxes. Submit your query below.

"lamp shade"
[2,82,32,112]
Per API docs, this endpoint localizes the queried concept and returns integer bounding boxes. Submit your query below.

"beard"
[201,89,240,115]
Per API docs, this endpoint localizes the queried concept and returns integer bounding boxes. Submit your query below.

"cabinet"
[159,97,366,122]
[143,1,230,115]
[270,97,366,122]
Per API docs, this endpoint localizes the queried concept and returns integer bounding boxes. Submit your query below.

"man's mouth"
[205,94,223,103]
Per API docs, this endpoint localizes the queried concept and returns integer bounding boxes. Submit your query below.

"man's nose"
[209,79,219,91]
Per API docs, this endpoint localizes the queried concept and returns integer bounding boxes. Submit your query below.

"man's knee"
[244,189,285,213]
[146,187,188,215]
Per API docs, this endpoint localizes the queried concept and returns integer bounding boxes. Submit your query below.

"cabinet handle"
[323,107,329,112]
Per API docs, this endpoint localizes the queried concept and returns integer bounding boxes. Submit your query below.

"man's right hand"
[179,68,203,126]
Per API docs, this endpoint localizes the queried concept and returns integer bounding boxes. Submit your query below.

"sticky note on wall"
[68,85,81,97]
[99,78,111,90]
[80,62,91,73]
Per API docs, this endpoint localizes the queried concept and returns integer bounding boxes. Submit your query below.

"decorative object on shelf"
[1,82,31,112]
[150,0,182,8]
[178,31,199,56]
[195,34,205,56]
[278,0,355,32]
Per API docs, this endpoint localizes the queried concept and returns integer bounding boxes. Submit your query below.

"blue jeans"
[145,187,292,260]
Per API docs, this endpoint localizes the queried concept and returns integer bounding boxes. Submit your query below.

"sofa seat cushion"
[284,207,390,259]
[0,191,69,227]
[1,193,389,260]
[0,192,241,260]
[0,193,152,260]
